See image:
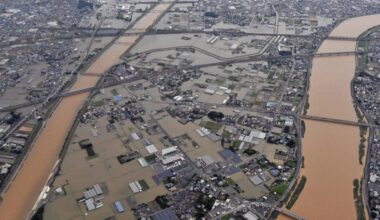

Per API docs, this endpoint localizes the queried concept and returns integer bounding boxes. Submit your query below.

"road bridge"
[251,202,304,220]
[300,114,380,128]
[3,92,379,136]
[141,98,380,129]
[80,72,122,80]
[2,49,379,128]
[4,28,379,49]
[80,72,104,77]
[0,75,141,113]
[12,27,356,40]
[125,45,372,64]
[186,50,376,69]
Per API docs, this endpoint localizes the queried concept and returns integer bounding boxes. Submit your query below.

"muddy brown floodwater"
[279,14,380,220]
[0,2,171,220]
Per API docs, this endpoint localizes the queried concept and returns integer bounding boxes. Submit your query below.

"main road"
[0,1,173,219]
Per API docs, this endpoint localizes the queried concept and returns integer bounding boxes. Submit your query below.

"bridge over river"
[5,26,380,49]
[251,202,304,220]
[1,48,377,115]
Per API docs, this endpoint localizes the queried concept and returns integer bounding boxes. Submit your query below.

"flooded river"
[281,14,380,220]
[0,2,170,220]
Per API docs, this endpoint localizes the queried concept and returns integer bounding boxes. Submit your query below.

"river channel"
[281,14,380,220]
[0,2,171,220]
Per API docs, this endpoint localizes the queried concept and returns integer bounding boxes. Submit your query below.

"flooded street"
[0,2,171,220]
[283,14,380,219]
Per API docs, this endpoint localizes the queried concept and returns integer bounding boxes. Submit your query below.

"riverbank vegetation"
[353,179,366,220]
[31,205,44,220]
[353,104,368,165]
[300,120,305,138]
[358,126,367,165]
[302,96,309,115]
[285,176,307,209]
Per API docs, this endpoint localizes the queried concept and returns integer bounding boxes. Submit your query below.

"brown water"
[0,3,171,220]
[280,14,380,220]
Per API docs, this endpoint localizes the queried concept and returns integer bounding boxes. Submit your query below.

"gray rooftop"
[151,208,178,220]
